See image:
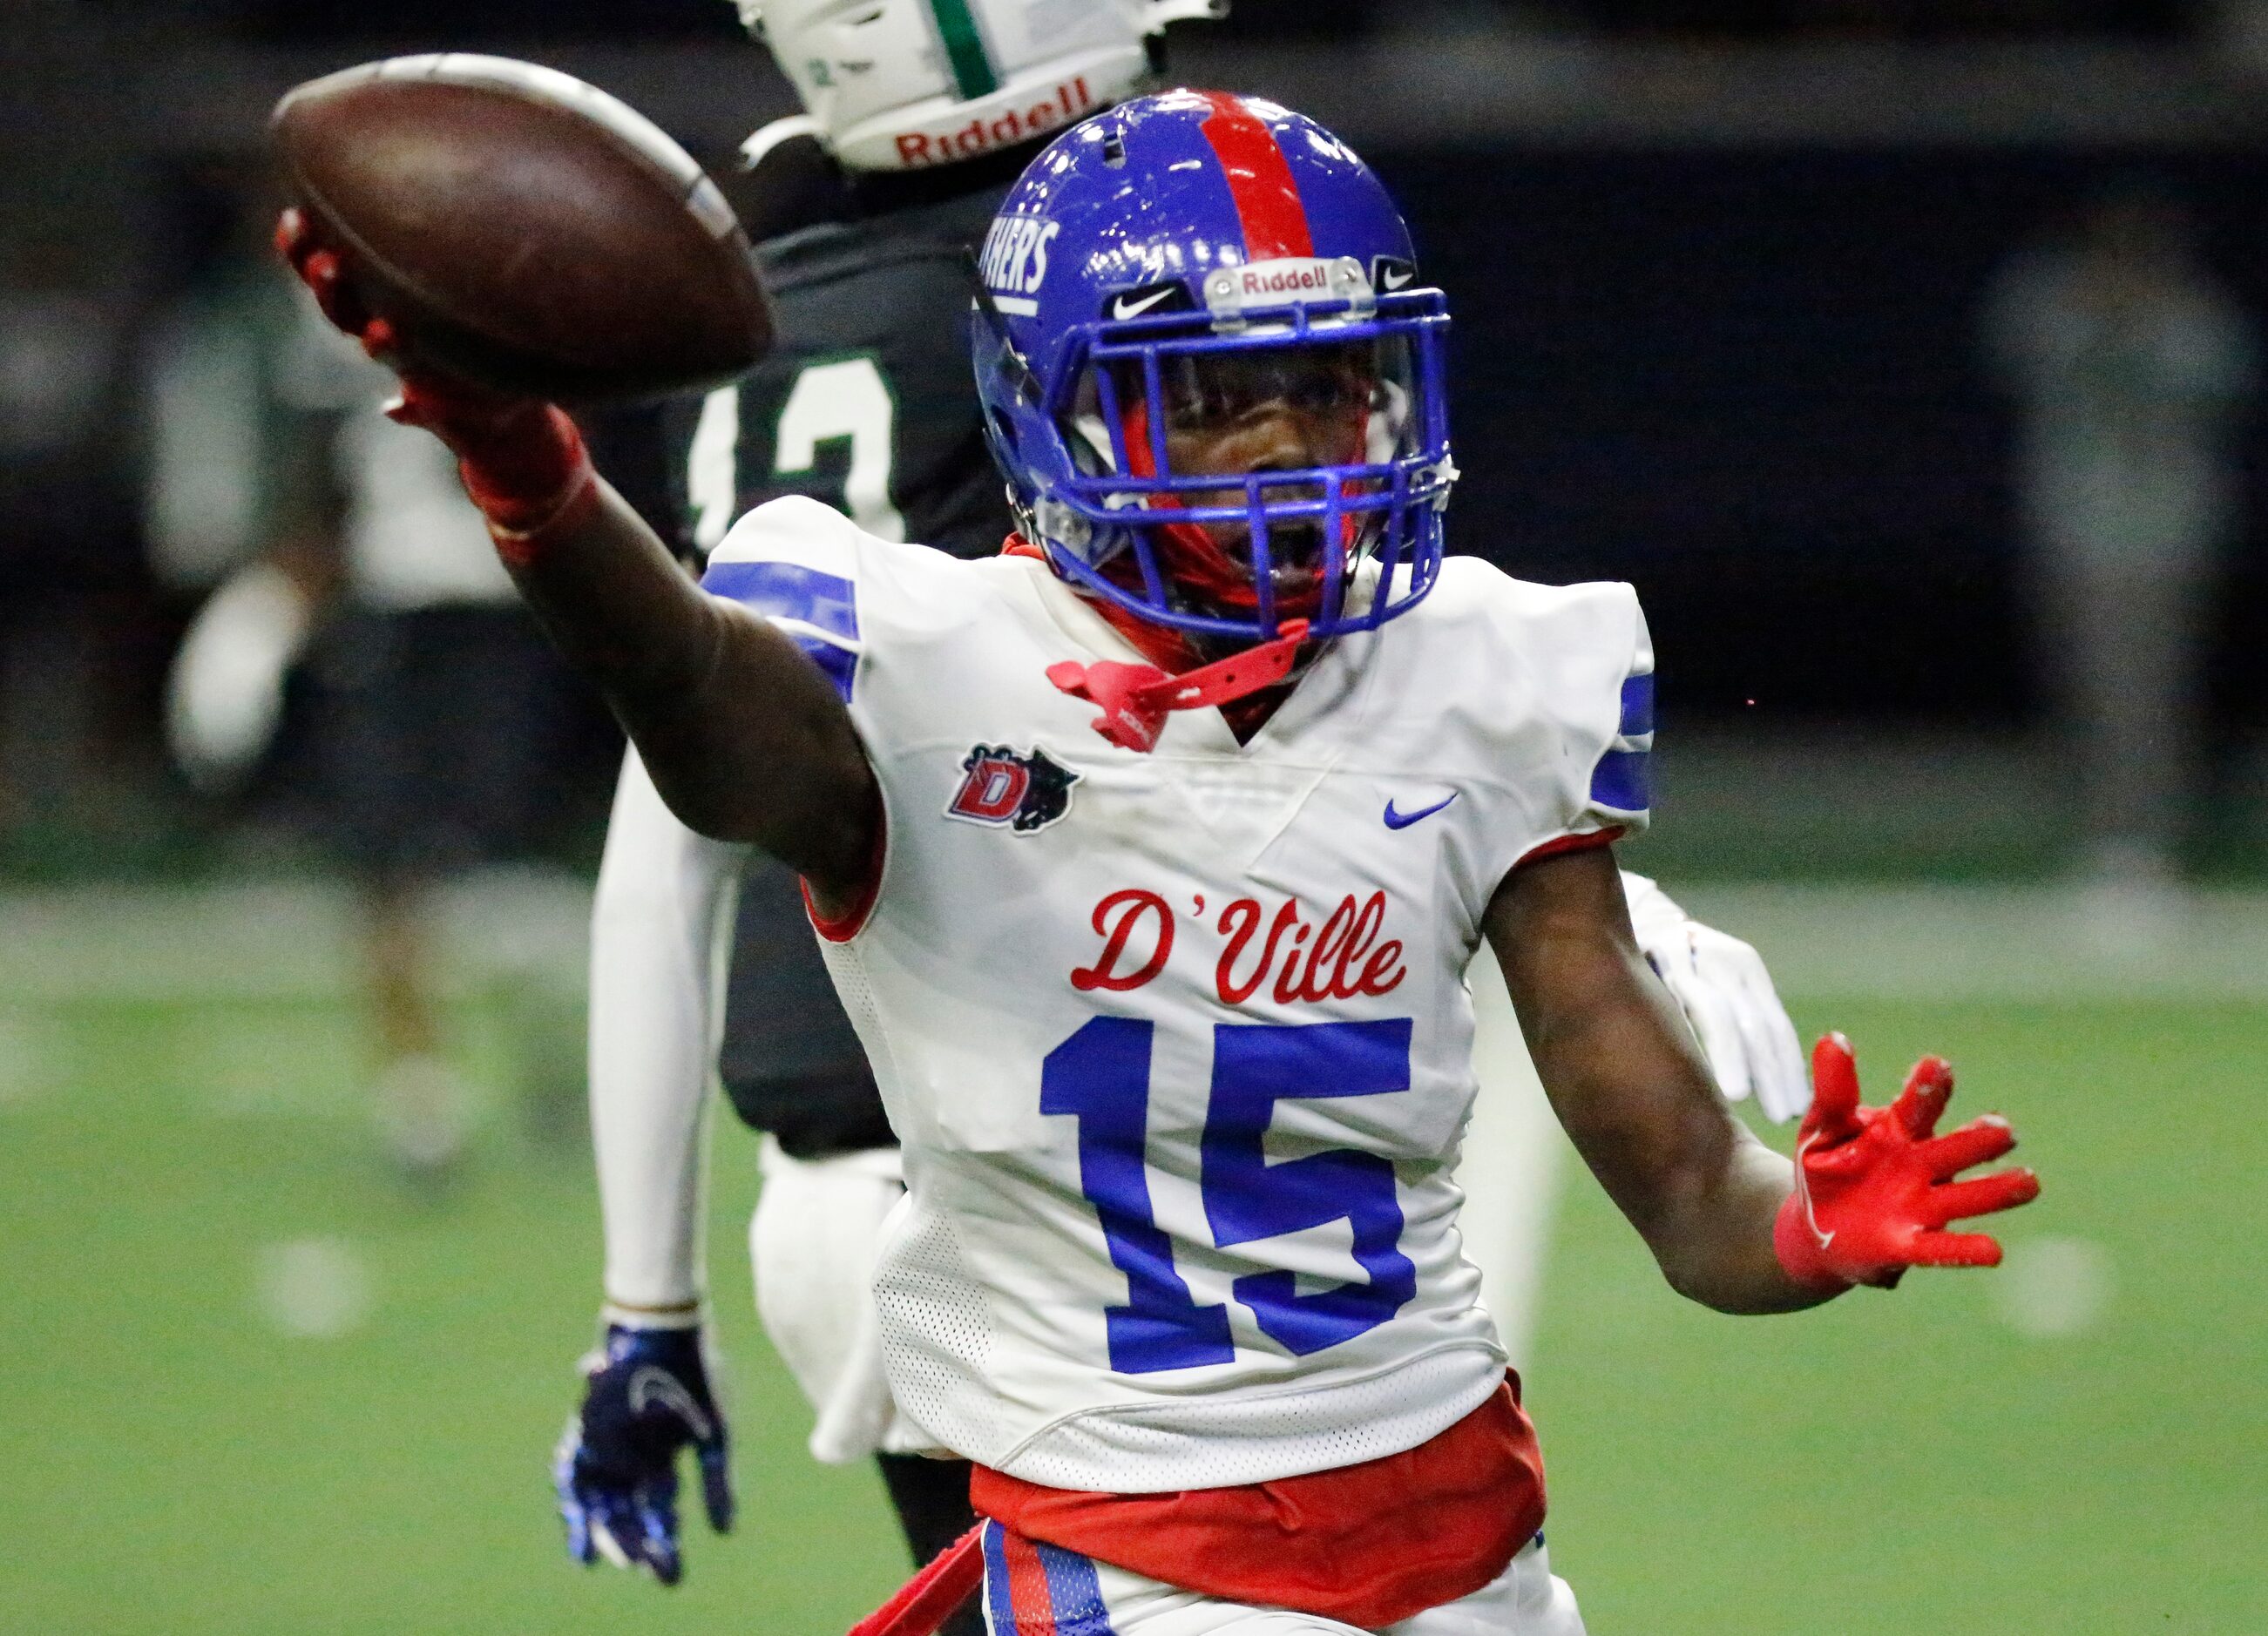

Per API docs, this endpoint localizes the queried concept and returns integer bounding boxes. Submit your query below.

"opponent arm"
[589,749,751,1322]
[549,750,748,1585]
[1487,843,1825,1314]
[1619,870,1810,1122]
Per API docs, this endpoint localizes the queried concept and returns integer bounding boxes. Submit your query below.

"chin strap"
[1046,619,1309,753]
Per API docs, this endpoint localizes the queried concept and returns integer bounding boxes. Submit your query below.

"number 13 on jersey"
[687,356,906,554]
[1042,1017,1418,1375]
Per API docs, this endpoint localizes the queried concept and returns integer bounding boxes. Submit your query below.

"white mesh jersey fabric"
[870,1201,1008,1457]
[992,1345,1506,1493]
[707,497,1651,1492]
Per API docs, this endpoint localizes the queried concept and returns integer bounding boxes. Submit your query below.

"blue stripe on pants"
[982,1522,1017,1634]
[1035,1541,1114,1635]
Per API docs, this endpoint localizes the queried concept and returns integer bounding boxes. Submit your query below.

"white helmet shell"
[736,0,1222,172]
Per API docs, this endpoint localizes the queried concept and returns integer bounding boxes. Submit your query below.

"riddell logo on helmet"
[896,78,1096,167]
[1236,261,1333,300]
[1202,257,1375,323]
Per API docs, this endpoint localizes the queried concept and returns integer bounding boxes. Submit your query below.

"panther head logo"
[946,743,1081,834]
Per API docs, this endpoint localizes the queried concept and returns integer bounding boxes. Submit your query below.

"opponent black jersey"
[666,166,1019,569]
[665,143,1024,1153]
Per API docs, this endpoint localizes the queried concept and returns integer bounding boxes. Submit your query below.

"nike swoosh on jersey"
[1382,793,1457,829]
[1113,287,1175,319]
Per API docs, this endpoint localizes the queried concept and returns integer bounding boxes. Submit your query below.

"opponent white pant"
[748,1137,935,1460]
[978,1525,1583,1636]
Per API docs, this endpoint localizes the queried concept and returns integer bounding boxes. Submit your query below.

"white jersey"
[702,497,1653,1493]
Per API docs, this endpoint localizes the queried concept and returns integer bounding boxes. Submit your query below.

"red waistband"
[971,1372,1545,1628]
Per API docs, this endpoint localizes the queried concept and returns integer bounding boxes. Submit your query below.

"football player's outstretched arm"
[1489,843,2039,1312]
[501,475,879,897]
[274,209,879,907]
[1486,843,1818,1315]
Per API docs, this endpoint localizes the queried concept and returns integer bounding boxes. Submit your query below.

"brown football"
[272,54,773,404]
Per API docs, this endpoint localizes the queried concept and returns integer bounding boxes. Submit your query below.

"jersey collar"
[1009,547,1382,763]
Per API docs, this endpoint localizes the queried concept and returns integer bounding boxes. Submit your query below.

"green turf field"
[3,891,2262,1633]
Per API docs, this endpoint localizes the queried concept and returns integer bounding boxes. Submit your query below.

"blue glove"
[553,1323,734,1585]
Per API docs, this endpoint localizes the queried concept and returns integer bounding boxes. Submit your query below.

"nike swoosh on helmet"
[1112,287,1176,319]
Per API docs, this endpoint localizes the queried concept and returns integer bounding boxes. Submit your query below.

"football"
[271,54,774,404]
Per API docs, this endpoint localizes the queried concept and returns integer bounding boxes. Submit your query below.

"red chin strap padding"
[1047,619,1310,753]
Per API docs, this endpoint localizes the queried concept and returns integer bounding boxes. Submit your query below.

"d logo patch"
[946,744,1080,834]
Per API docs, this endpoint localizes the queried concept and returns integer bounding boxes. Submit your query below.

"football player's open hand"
[554,1323,734,1586]
[1774,1034,2041,1290]
[274,206,583,538]
[274,206,463,409]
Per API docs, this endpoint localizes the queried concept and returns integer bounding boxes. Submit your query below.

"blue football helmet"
[972,89,1455,646]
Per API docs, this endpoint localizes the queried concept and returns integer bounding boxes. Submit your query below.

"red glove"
[1774,1032,2040,1291]
[274,208,594,558]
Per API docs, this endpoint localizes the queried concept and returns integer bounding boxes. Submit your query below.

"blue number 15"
[1040,1017,1418,1375]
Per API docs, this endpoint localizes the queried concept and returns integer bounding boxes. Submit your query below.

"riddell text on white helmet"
[894,77,1097,167]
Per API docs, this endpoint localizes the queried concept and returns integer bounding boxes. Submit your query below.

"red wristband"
[484,466,601,567]
[464,417,599,568]
[385,380,595,564]
[1773,1188,1853,1293]
[451,403,587,519]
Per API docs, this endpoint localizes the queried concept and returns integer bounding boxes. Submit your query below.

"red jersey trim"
[1514,825,1624,870]
[971,1374,1545,1629]
[802,808,887,943]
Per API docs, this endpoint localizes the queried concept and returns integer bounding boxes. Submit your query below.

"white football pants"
[979,1526,1583,1636]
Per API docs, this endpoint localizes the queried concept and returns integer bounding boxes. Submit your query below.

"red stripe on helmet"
[1195,91,1313,260]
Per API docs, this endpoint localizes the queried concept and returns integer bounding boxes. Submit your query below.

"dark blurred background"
[8,0,2268,882]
